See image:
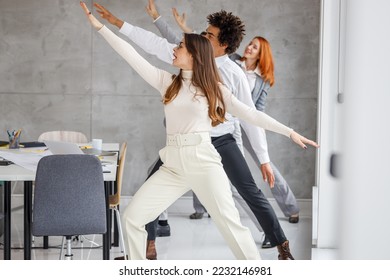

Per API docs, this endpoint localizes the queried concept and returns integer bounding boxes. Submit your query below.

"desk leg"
[113,206,119,247]
[103,182,111,260]
[24,181,32,260]
[112,181,119,247]
[4,181,11,260]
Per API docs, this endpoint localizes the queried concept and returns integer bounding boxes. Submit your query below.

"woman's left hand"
[290,131,319,149]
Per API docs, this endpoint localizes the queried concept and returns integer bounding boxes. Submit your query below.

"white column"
[340,0,390,259]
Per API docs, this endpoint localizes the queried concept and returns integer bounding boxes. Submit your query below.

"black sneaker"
[261,236,273,249]
[157,224,171,237]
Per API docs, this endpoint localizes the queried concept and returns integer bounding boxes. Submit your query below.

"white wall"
[314,0,344,249]
[316,0,390,259]
[0,0,320,198]
[339,0,390,259]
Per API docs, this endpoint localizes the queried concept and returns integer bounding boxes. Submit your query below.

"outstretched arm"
[80,2,171,95]
[92,2,175,65]
[221,86,319,149]
[145,0,182,45]
[228,53,275,187]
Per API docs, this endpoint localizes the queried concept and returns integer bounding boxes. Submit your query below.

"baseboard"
[119,196,312,218]
[6,194,312,218]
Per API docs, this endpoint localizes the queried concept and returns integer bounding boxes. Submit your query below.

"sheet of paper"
[0,149,52,172]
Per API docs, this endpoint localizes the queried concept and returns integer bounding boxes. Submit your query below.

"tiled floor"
[0,195,315,260]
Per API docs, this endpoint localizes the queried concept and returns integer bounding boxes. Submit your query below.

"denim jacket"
[229,53,270,112]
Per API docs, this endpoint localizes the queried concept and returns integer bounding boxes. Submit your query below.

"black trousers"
[146,133,287,246]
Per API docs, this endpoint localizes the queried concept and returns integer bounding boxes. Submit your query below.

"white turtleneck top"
[98,26,292,138]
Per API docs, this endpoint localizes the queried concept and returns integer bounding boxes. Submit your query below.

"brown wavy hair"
[163,33,226,126]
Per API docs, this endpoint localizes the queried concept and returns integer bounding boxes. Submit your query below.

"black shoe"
[114,255,128,260]
[261,236,273,249]
[189,212,204,219]
[157,224,171,237]
[288,215,299,224]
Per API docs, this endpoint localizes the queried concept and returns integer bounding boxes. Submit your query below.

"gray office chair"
[37,130,88,247]
[32,154,107,260]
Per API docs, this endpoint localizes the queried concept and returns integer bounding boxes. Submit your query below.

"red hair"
[241,36,275,87]
[255,36,274,87]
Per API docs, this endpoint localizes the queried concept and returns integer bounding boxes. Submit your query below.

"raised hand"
[290,131,319,149]
[80,1,103,30]
[94,3,124,29]
[172,8,192,33]
[145,0,160,20]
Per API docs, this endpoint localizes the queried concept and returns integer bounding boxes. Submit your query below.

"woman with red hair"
[229,37,301,248]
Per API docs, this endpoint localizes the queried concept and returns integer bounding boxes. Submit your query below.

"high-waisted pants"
[146,133,288,247]
[122,132,260,260]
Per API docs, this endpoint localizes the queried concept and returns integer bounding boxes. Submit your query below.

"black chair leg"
[43,236,49,249]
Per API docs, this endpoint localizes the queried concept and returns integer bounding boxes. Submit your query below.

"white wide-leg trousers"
[122,133,260,260]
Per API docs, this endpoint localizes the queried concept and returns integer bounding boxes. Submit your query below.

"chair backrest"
[38,131,88,143]
[110,142,127,206]
[32,154,106,237]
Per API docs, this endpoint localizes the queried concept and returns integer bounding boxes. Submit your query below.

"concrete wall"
[0,0,320,199]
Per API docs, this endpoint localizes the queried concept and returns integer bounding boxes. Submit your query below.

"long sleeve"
[98,25,172,95]
[221,85,293,138]
[248,78,270,163]
[254,90,267,112]
[233,119,244,155]
[119,22,175,65]
[154,16,182,45]
[252,76,270,112]
[243,123,270,163]
[231,66,271,163]
[228,54,271,163]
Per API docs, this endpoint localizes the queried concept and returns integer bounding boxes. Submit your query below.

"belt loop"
[175,134,181,146]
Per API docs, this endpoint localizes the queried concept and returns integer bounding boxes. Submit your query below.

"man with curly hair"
[93,0,295,260]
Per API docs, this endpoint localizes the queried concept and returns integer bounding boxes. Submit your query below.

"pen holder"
[8,133,21,149]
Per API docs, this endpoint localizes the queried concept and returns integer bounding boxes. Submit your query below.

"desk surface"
[1,143,119,260]
[0,143,119,181]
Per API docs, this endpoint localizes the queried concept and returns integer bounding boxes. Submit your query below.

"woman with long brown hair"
[80,2,318,260]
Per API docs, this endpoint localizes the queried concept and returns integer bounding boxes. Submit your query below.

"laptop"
[44,140,84,155]
[44,140,117,156]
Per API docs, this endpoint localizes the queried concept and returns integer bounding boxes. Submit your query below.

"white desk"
[0,143,119,260]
